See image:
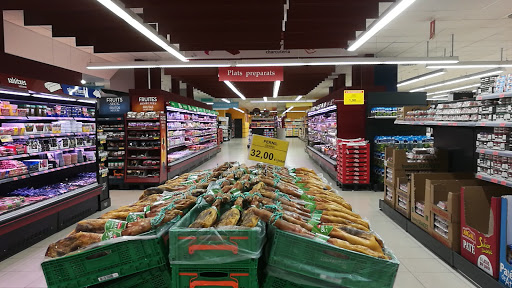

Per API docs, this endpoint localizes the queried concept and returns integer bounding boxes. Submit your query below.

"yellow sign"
[344,90,364,105]
[249,135,289,167]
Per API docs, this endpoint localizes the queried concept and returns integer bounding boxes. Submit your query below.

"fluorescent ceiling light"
[77,99,97,103]
[233,108,245,113]
[295,95,303,101]
[282,106,294,115]
[32,93,77,101]
[96,0,187,62]
[431,94,449,99]
[221,98,230,103]
[397,69,446,87]
[347,0,417,51]
[0,90,30,96]
[251,100,316,103]
[427,61,512,69]
[206,102,214,105]
[427,97,448,101]
[410,69,502,92]
[224,81,246,100]
[288,110,306,113]
[80,80,86,85]
[273,81,281,98]
[263,97,268,102]
[88,57,459,70]
[427,84,480,96]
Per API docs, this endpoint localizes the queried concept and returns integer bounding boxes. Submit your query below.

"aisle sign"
[219,67,283,82]
[344,90,365,105]
[249,135,289,167]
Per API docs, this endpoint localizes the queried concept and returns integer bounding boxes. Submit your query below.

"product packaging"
[499,196,512,287]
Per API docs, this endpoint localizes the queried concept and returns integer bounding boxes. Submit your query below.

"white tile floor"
[0,137,479,287]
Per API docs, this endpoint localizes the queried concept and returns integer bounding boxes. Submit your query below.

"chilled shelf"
[126,128,160,131]
[126,147,159,150]
[476,91,512,101]
[126,156,159,160]
[476,173,512,188]
[395,120,512,128]
[168,146,217,166]
[476,148,512,157]
[126,137,160,140]
[126,118,159,121]
[126,166,159,170]
[10,132,95,140]
[0,116,95,121]
[307,146,337,166]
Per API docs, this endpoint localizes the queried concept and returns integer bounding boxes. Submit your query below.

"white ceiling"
[355,0,512,94]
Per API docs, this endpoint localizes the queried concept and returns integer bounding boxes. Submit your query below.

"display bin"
[169,198,266,265]
[265,226,399,288]
[94,265,172,288]
[42,219,179,288]
[171,259,259,288]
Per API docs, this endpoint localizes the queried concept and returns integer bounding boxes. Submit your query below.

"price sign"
[344,90,364,105]
[249,135,289,167]
[0,135,13,143]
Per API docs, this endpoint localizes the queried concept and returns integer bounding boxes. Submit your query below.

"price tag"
[343,90,364,105]
[0,135,13,143]
[248,135,289,167]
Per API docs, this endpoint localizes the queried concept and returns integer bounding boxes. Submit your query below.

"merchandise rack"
[307,102,337,178]
[166,102,220,178]
[379,200,506,288]
[250,117,276,138]
[124,112,166,184]
[284,119,302,137]
[97,116,124,188]
[0,91,102,260]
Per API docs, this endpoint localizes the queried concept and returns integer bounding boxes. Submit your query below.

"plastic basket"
[42,218,180,288]
[266,226,399,288]
[171,259,259,288]
[262,274,318,288]
[96,265,172,288]
[169,199,266,265]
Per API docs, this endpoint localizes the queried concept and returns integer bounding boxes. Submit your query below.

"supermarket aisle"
[0,138,478,287]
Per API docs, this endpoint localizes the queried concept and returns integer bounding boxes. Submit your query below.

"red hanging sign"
[218,67,283,82]
[430,20,436,40]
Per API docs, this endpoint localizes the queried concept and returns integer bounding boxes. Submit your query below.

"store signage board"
[344,90,365,105]
[249,135,289,167]
[98,96,130,116]
[131,95,165,112]
[213,102,239,110]
[184,48,357,60]
[218,67,283,82]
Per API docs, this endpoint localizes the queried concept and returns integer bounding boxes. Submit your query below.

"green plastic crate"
[266,226,399,288]
[169,199,265,264]
[96,265,172,288]
[42,218,179,288]
[171,259,259,288]
[262,274,318,288]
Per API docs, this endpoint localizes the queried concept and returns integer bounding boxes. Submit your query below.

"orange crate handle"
[190,280,238,288]
[189,244,238,254]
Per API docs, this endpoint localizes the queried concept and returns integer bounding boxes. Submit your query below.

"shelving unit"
[284,119,302,137]
[166,101,220,178]
[219,116,231,142]
[97,116,125,187]
[0,89,102,260]
[307,103,337,172]
[249,117,276,138]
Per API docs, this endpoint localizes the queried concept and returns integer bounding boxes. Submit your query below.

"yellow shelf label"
[344,90,364,105]
[248,135,289,167]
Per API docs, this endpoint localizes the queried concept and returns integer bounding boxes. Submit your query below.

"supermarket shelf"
[168,146,217,166]
[10,132,94,140]
[126,156,159,160]
[308,147,336,166]
[108,166,124,170]
[251,118,274,121]
[106,137,124,141]
[476,173,512,188]
[168,143,187,149]
[167,127,185,130]
[125,176,160,183]
[476,148,512,157]
[107,156,124,160]
[97,117,123,121]
[185,131,216,137]
[395,120,512,128]
[379,200,506,288]
[476,91,512,100]
[0,147,96,161]
[126,128,160,131]
[126,118,159,121]
[30,161,96,176]
[189,138,215,145]
[0,174,30,185]
[168,135,185,139]
[250,126,276,129]
[107,147,125,151]
[126,147,159,150]
[101,128,124,131]
[306,146,337,180]
[167,119,216,123]
[368,116,397,119]
[126,137,160,140]
[11,116,95,121]
[126,166,159,170]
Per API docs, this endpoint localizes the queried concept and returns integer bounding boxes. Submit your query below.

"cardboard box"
[499,196,512,287]
[384,147,448,172]
[410,173,474,232]
[384,183,395,209]
[397,106,429,120]
[428,179,482,252]
[460,186,512,278]
[395,177,411,218]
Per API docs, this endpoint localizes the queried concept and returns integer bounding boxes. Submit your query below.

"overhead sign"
[98,96,130,116]
[212,102,239,110]
[0,73,101,98]
[218,67,283,82]
[286,102,312,108]
[249,135,289,167]
[185,48,358,60]
[344,90,365,105]
[430,20,436,40]
[131,95,166,112]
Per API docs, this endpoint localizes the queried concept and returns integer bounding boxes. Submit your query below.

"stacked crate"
[167,199,263,288]
[337,139,370,187]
